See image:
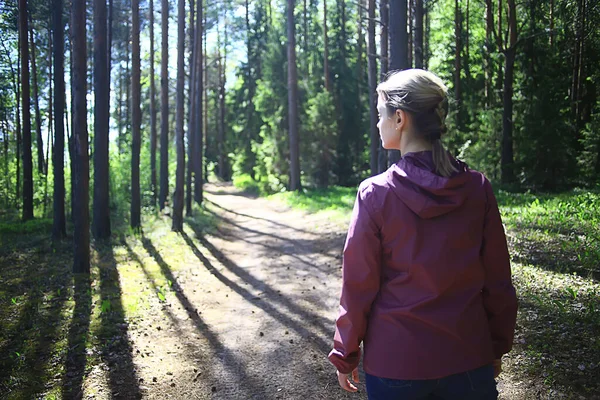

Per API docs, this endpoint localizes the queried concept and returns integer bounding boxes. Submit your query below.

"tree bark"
[71,0,90,273]
[288,0,301,191]
[414,0,423,68]
[408,0,413,68]
[93,0,111,239]
[52,0,66,239]
[193,0,203,204]
[29,26,45,175]
[323,0,330,91]
[378,0,389,173]
[19,0,33,221]
[172,0,186,231]
[501,0,517,184]
[388,0,407,164]
[131,0,142,229]
[150,0,157,207]
[159,0,169,210]
[485,0,493,107]
[368,0,378,176]
[186,0,195,216]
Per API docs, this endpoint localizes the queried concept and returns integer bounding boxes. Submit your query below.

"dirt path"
[79,183,532,400]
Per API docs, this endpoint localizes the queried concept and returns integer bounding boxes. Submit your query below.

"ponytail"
[432,139,456,177]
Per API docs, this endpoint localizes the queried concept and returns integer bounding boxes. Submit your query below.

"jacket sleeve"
[328,183,382,373]
[481,179,518,359]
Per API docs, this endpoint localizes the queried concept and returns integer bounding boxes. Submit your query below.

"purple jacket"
[328,151,518,380]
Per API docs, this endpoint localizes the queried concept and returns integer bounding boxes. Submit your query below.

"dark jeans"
[365,365,498,400]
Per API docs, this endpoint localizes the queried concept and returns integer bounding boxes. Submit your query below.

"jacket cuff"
[328,348,361,374]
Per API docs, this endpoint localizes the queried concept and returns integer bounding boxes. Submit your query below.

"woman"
[328,69,518,399]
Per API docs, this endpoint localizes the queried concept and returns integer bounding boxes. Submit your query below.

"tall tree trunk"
[150,0,157,207]
[3,122,8,203]
[193,0,203,204]
[571,0,584,130]
[368,0,378,176]
[19,0,33,221]
[29,26,45,175]
[93,0,111,239]
[46,28,53,175]
[465,0,471,83]
[378,0,389,173]
[501,0,517,184]
[496,0,503,95]
[71,0,90,273]
[13,38,22,208]
[108,0,113,69]
[159,0,169,210]
[186,0,195,216]
[357,0,364,101]
[52,0,66,239]
[203,3,208,184]
[388,0,407,164]
[484,0,493,107]
[287,0,301,191]
[454,0,463,131]
[172,0,186,231]
[408,0,413,68]
[414,0,423,68]
[323,0,330,91]
[131,0,141,229]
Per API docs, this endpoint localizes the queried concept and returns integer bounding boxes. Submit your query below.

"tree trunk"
[378,0,389,173]
[52,0,66,239]
[368,0,378,176]
[203,4,208,185]
[131,0,141,229]
[93,0,111,239]
[46,28,53,175]
[388,0,407,164]
[186,0,195,216]
[501,0,517,184]
[496,0,503,95]
[71,0,90,273]
[484,0,493,107]
[193,0,203,204]
[414,0,423,68]
[408,0,413,68]
[108,0,113,69]
[172,0,186,231]
[357,0,364,101]
[287,0,301,191]
[19,0,34,221]
[150,0,157,207]
[454,0,463,131]
[549,0,554,47]
[159,0,169,210]
[29,26,45,175]
[323,0,330,91]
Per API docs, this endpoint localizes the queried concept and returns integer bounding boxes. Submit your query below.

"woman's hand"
[492,358,502,378]
[337,368,360,392]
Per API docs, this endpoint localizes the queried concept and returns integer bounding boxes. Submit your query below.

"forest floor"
[1,182,599,399]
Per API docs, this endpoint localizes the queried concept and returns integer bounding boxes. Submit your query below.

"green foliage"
[301,89,338,187]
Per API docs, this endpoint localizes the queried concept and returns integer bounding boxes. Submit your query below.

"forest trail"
[79,183,532,400]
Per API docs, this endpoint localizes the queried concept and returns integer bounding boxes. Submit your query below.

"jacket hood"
[387,151,471,218]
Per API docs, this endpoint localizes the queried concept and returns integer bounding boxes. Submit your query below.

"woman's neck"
[399,132,432,156]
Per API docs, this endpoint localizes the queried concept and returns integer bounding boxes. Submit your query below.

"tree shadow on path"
[180,228,333,354]
[61,273,92,399]
[140,234,266,398]
[95,242,141,399]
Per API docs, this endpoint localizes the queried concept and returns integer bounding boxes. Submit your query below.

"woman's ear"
[395,109,406,130]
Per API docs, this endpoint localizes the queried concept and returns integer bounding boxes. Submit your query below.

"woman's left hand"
[337,368,360,392]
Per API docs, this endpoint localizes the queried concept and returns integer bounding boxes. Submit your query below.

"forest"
[1,0,599,398]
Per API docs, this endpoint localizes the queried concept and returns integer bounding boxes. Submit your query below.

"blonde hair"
[376,69,457,177]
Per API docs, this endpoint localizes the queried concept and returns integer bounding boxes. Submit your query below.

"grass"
[0,205,216,399]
